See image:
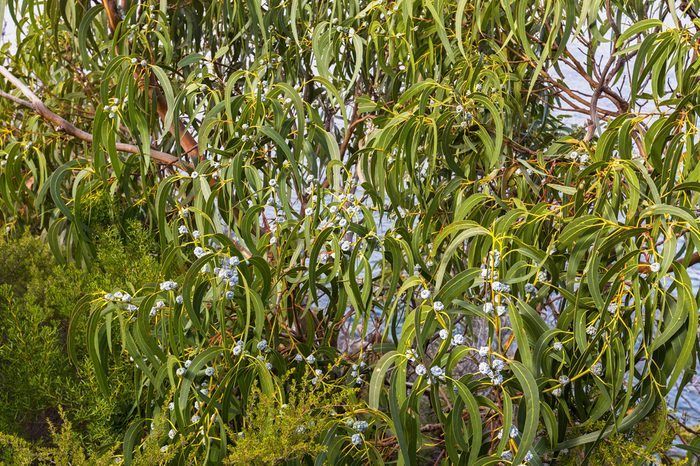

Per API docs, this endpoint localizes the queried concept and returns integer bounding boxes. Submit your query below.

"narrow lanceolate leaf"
[369,351,400,409]
[510,361,540,464]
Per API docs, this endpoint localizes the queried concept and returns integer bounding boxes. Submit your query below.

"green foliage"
[0,432,33,466]
[0,233,54,295]
[559,409,687,465]
[224,377,361,465]
[0,410,116,466]
[0,231,157,453]
[0,0,699,465]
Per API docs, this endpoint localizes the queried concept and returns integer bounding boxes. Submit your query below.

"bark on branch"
[0,65,180,166]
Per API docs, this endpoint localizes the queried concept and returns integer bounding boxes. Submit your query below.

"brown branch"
[511,49,619,118]
[101,0,200,163]
[0,66,180,166]
[102,0,120,31]
[525,30,632,116]
[585,50,631,142]
[338,99,361,160]
[604,0,621,42]
[504,137,538,156]
[155,90,200,160]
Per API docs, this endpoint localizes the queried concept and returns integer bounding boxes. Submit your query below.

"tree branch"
[0,66,180,166]
[101,0,200,163]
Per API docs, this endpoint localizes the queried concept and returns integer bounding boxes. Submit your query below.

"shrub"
[1,0,699,464]
[0,410,116,466]
[224,377,362,465]
[559,408,686,465]
[0,231,157,454]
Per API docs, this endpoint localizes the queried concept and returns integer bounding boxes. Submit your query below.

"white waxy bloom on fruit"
[352,420,368,432]
[492,359,505,372]
[351,433,363,445]
[492,281,510,293]
[159,280,178,291]
[478,362,491,375]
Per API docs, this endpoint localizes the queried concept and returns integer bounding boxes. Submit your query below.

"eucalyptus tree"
[0,0,699,464]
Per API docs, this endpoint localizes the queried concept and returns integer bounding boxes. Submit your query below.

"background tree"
[0,0,699,464]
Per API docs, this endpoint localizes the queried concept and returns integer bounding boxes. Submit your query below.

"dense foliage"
[0,229,154,461]
[1,0,699,464]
